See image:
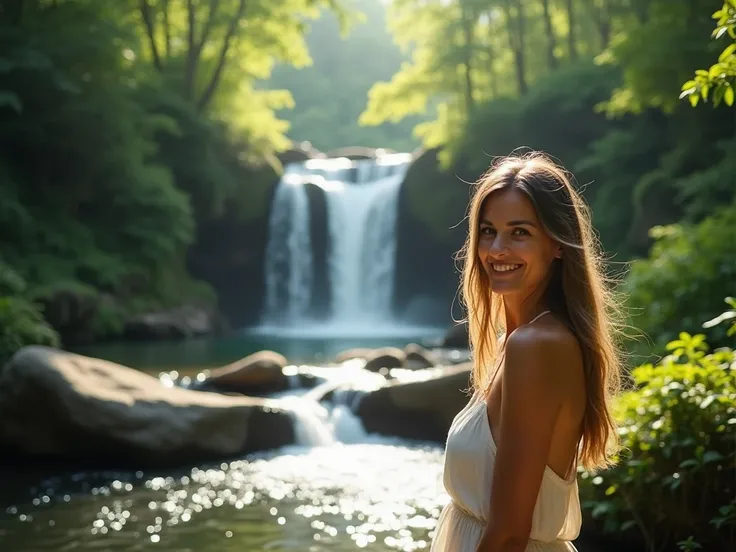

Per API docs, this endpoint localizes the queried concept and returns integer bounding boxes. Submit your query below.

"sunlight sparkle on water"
[1,443,449,552]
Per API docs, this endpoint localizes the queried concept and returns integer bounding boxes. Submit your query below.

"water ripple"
[0,443,448,551]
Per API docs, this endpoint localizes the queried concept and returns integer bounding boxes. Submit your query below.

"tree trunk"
[139,0,162,71]
[460,3,476,114]
[162,0,171,59]
[633,0,649,24]
[584,0,613,50]
[566,0,577,60]
[487,42,498,98]
[196,0,248,113]
[503,0,527,96]
[185,0,197,100]
[541,0,558,70]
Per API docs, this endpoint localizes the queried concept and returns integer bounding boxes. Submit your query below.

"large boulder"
[124,304,225,341]
[195,350,289,396]
[0,347,294,466]
[363,347,406,373]
[334,348,376,363]
[403,343,438,369]
[357,363,472,443]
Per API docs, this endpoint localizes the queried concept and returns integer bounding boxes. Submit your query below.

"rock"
[278,141,324,164]
[363,347,406,373]
[357,363,472,442]
[324,146,389,160]
[196,350,289,396]
[442,321,469,349]
[124,304,224,341]
[0,346,294,466]
[334,348,376,362]
[403,343,438,369]
[393,147,469,329]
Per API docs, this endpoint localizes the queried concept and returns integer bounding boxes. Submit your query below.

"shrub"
[625,204,736,352]
[580,331,736,551]
[0,262,59,365]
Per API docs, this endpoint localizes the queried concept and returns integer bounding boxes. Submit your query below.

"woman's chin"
[489,281,521,295]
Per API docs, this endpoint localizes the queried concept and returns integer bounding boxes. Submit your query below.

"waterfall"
[261,152,412,331]
[263,164,314,325]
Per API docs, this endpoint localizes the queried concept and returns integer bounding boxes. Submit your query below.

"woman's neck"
[502,293,550,333]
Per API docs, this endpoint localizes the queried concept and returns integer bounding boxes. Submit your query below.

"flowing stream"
[0,361,451,552]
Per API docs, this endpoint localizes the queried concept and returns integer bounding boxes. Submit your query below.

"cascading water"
[272,360,387,447]
[260,152,414,333]
[263,163,314,324]
[326,162,406,324]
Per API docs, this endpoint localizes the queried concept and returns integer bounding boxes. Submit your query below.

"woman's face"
[477,187,561,297]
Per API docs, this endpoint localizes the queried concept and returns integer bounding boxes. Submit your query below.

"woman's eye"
[512,228,530,236]
[480,227,495,235]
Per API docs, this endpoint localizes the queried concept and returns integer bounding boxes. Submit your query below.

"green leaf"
[714,84,726,106]
[703,450,724,463]
[719,43,736,62]
[725,85,735,106]
[701,84,710,101]
[709,63,725,80]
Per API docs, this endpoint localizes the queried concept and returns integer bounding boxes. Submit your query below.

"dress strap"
[527,310,551,325]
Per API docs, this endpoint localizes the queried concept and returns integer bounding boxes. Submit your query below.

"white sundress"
[430,314,583,552]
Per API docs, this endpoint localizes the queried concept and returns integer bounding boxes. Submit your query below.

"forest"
[0,1,735,548]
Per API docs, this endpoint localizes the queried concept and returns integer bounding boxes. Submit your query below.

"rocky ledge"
[0,346,294,467]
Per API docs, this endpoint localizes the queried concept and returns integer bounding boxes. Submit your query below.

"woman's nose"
[488,234,509,256]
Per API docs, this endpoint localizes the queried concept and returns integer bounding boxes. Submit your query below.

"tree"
[680,0,736,107]
[133,0,347,154]
[540,0,559,70]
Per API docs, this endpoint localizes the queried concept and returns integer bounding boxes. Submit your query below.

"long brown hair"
[457,151,623,471]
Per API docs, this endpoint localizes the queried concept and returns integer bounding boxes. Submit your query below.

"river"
[0,333,452,552]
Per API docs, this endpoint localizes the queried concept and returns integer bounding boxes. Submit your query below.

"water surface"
[1,442,448,551]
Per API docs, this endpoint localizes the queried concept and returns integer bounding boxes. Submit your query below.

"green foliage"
[599,0,720,116]
[452,61,620,173]
[130,0,350,156]
[681,1,736,107]
[265,0,423,152]
[625,205,736,352]
[0,262,59,366]
[580,332,736,550]
[0,2,194,315]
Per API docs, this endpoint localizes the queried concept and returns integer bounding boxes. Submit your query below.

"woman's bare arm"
[475,326,579,552]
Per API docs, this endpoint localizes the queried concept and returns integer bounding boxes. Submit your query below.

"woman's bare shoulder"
[505,316,583,388]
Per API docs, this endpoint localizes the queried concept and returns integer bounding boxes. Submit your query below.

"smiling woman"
[430,151,624,552]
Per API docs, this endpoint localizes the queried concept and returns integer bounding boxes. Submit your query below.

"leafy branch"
[680,1,736,107]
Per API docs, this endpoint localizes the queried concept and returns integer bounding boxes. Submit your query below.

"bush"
[625,204,736,352]
[0,262,58,365]
[580,331,736,551]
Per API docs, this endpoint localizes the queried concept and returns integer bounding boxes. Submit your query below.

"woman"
[430,152,623,552]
